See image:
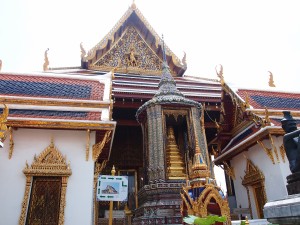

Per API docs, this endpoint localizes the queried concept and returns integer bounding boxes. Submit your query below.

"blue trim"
[0,109,88,118]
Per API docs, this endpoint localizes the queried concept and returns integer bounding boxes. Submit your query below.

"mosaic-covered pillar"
[145,105,165,183]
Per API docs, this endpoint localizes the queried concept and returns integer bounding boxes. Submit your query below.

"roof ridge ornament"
[131,0,137,10]
[215,64,224,85]
[268,71,276,87]
[182,51,187,68]
[43,48,49,71]
[80,42,87,60]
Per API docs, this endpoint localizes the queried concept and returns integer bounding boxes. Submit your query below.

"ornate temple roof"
[0,71,115,127]
[214,84,300,164]
[237,89,300,111]
[84,2,186,76]
[0,73,104,101]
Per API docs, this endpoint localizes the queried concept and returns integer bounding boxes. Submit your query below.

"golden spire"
[189,138,210,182]
[43,48,49,71]
[268,71,276,87]
[166,126,186,180]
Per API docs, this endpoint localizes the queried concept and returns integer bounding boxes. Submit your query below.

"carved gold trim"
[19,139,71,225]
[257,140,275,164]
[245,187,253,219]
[279,144,286,163]
[8,127,14,159]
[0,104,9,140]
[182,184,231,224]
[0,97,111,108]
[242,159,267,219]
[164,109,188,121]
[245,109,300,118]
[7,120,115,130]
[269,134,279,163]
[222,161,235,180]
[92,131,111,161]
[86,129,90,161]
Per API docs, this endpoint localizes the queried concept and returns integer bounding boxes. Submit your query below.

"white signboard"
[97,175,128,202]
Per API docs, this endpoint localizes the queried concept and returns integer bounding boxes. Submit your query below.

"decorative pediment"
[242,159,264,186]
[90,26,165,76]
[23,139,71,176]
[86,3,186,76]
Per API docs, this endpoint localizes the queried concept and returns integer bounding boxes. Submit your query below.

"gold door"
[26,177,62,225]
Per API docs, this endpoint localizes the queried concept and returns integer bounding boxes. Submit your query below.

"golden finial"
[182,51,187,67]
[131,0,137,10]
[43,48,49,71]
[215,64,224,85]
[80,42,86,59]
[111,165,116,176]
[0,59,2,71]
[25,160,29,168]
[245,216,249,224]
[268,71,275,87]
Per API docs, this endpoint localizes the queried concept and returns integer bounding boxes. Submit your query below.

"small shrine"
[181,132,231,224]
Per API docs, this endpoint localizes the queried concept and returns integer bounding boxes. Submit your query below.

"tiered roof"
[0,71,116,161]
[214,84,300,164]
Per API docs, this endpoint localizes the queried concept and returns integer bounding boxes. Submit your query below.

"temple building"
[213,80,300,220]
[0,2,299,225]
[0,3,225,225]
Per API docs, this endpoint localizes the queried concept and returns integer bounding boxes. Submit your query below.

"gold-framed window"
[19,140,71,225]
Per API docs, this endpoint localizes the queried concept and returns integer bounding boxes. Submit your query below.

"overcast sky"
[1,0,300,92]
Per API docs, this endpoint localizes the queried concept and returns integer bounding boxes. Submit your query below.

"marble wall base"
[263,194,300,225]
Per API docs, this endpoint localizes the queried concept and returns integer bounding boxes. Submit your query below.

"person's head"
[281,111,297,133]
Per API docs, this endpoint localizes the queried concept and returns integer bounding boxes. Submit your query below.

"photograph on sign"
[97,175,128,202]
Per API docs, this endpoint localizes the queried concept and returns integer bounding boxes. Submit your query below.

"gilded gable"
[90,26,164,75]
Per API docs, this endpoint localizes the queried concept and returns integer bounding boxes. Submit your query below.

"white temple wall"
[0,128,95,225]
[231,135,290,219]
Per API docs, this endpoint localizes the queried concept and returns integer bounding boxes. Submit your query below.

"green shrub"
[183,215,227,225]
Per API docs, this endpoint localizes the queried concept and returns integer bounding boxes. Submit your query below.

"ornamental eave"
[214,126,284,164]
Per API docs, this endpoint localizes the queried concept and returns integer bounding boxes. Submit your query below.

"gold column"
[108,166,116,225]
